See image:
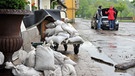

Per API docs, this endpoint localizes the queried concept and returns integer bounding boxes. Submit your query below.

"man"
[96,5,102,30]
[105,6,116,30]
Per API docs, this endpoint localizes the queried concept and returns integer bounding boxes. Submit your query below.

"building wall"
[65,0,77,22]
[40,0,50,9]
[25,0,51,10]
[75,0,79,9]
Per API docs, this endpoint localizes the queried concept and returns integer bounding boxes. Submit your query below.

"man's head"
[98,5,102,9]
[109,5,114,9]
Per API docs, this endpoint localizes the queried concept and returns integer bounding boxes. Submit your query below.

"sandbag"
[0,52,4,65]
[5,62,14,69]
[12,64,41,76]
[12,49,28,65]
[53,51,76,66]
[25,47,36,67]
[68,36,84,43]
[45,36,67,44]
[35,45,55,71]
[46,22,56,28]
[44,65,62,76]
[63,18,70,23]
[61,24,78,37]
[64,57,77,66]
[54,65,62,76]
[53,51,66,65]
[54,25,64,34]
[61,64,77,76]
[43,70,54,76]
[45,28,55,36]
[54,20,64,26]
[57,32,70,38]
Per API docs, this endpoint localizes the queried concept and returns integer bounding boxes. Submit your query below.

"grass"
[118,20,135,22]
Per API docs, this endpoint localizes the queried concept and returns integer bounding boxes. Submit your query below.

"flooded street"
[73,18,135,76]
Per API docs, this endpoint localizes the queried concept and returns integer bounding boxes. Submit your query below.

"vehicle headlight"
[115,20,119,24]
[96,20,98,23]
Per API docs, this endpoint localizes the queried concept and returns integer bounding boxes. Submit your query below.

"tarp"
[23,9,62,28]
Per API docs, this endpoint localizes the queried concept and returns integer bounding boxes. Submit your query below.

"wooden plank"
[41,20,48,41]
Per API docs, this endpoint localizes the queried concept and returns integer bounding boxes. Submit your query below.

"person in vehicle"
[96,5,102,30]
[105,6,116,30]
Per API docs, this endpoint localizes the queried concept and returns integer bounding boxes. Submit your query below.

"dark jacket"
[96,8,102,19]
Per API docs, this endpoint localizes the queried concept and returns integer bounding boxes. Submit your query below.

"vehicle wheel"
[94,27,97,30]
[94,25,97,30]
[91,26,94,29]
[115,25,119,31]
[115,27,118,30]
[73,44,80,54]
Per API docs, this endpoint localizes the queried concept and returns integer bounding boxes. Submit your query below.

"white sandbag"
[61,64,77,76]
[53,51,66,65]
[45,37,52,43]
[54,65,62,76]
[0,52,4,65]
[45,28,55,36]
[63,18,70,23]
[53,51,76,66]
[12,64,41,76]
[64,57,77,66]
[5,62,14,69]
[46,22,56,28]
[74,32,80,36]
[54,20,64,26]
[52,36,67,44]
[44,70,55,76]
[45,36,67,44]
[43,40,54,48]
[43,65,62,76]
[68,36,84,43]
[54,25,64,34]
[57,32,70,38]
[61,24,78,37]
[12,49,28,65]
[35,45,55,71]
[25,47,36,67]
[68,23,77,32]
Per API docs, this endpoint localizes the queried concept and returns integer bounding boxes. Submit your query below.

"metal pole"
[72,0,73,22]
[38,0,40,9]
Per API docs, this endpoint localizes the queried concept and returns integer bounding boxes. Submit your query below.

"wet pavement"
[70,18,135,76]
[57,41,106,76]
[57,18,135,76]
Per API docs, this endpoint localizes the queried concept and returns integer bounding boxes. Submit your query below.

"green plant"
[31,3,37,11]
[0,0,29,9]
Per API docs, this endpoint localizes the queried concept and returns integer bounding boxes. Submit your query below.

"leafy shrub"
[0,0,29,9]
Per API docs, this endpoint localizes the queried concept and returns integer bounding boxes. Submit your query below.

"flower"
[31,3,35,6]
[31,3,37,11]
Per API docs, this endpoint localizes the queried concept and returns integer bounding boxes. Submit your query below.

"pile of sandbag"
[0,52,4,65]
[45,20,84,44]
[5,43,77,76]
